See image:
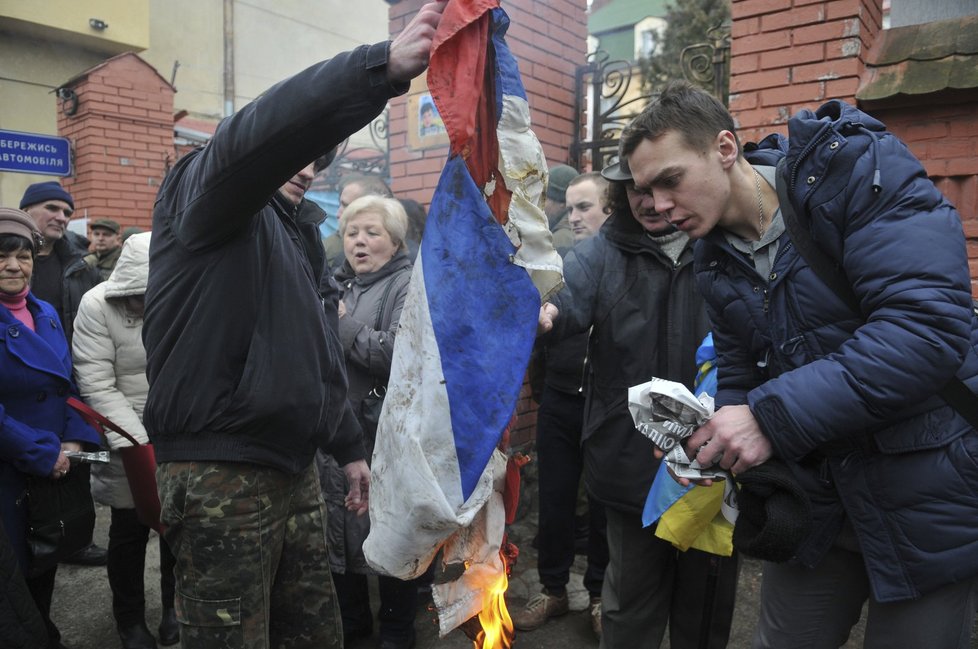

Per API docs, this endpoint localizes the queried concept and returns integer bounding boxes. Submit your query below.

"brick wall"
[387,1,587,448]
[729,0,978,288]
[868,104,978,222]
[57,53,175,232]
[729,0,883,143]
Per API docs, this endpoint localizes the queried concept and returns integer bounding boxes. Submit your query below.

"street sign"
[0,129,71,176]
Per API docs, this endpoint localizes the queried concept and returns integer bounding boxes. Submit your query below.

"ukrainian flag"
[641,333,734,556]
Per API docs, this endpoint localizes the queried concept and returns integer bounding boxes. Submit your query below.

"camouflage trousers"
[157,460,343,649]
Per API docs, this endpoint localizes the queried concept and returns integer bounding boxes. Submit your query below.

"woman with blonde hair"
[319,195,417,649]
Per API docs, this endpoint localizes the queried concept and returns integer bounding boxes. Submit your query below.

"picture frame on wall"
[407,77,449,150]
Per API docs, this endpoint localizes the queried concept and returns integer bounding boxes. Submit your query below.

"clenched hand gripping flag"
[362,0,563,636]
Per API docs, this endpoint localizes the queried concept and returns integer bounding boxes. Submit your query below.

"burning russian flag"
[362,0,561,641]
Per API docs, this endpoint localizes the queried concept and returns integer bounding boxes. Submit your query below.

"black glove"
[732,459,812,563]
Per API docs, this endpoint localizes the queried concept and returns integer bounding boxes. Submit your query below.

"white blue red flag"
[363,0,562,634]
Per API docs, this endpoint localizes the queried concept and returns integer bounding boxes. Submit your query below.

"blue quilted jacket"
[694,100,978,602]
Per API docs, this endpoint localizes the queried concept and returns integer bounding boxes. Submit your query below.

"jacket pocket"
[176,592,240,627]
[873,405,969,454]
[946,430,978,503]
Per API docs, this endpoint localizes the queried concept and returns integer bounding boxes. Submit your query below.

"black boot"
[157,608,179,647]
[62,543,108,566]
[117,622,157,649]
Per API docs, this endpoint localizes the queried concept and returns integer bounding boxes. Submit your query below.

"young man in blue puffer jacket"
[620,80,978,648]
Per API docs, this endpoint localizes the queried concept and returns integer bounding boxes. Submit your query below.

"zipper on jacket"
[845,121,883,193]
[788,126,834,193]
[762,238,795,317]
[578,325,594,394]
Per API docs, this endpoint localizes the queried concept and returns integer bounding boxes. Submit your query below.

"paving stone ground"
[52,464,976,649]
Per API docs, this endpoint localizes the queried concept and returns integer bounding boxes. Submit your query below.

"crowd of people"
[3,2,978,649]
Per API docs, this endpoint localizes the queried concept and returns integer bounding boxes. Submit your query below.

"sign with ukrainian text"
[0,129,71,176]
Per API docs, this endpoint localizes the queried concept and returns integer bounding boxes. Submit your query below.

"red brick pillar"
[387,1,587,448]
[57,53,175,231]
[729,0,883,143]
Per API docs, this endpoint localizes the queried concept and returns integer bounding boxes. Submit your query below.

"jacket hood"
[789,101,886,148]
[744,133,788,166]
[104,231,151,299]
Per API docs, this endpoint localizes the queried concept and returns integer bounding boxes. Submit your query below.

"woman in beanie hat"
[0,207,101,649]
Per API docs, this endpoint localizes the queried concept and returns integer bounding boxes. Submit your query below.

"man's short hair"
[568,171,610,210]
[339,195,408,251]
[620,81,740,161]
[340,174,393,199]
[568,171,608,193]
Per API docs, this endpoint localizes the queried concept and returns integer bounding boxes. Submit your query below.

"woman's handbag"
[67,398,164,534]
[24,465,95,577]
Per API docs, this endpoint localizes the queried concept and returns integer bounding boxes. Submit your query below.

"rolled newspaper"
[627,377,727,481]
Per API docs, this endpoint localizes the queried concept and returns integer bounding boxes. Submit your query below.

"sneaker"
[588,596,602,638]
[510,590,569,631]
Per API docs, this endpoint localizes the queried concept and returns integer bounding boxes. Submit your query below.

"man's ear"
[716,130,739,169]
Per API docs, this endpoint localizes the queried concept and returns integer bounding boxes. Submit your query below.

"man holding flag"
[142,3,447,647]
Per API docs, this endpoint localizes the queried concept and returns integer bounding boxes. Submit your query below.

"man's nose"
[652,193,672,214]
[297,162,315,184]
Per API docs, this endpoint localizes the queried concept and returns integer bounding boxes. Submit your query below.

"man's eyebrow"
[649,165,683,186]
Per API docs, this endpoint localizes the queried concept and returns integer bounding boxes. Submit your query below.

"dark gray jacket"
[322,251,412,574]
[143,42,404,473]
[37,236,100,345]
[550,211,710,513]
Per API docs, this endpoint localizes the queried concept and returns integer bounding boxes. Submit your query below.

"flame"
[473,549,515,649]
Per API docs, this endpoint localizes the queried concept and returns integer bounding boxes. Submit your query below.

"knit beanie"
[547,164,579,203]
[0,207,42,252]
[19,181,74,210]
[732,459,812,563]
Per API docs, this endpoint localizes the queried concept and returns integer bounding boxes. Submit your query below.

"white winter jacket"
[72,232,151,509]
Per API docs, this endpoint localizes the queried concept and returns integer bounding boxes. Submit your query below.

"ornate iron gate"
[570,23,730,172]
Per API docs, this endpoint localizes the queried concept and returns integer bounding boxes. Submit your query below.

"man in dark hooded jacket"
[536,165,738,649]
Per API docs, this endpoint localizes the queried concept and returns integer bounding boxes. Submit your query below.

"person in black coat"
[536,170,738,649]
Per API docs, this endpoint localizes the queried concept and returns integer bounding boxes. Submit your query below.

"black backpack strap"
[774,158,978,431]
[776,159,860,315]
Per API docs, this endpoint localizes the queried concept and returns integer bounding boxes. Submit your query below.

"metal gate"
[570,23,730,172]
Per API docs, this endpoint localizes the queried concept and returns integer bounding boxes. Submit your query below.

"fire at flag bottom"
[362,0,564,640]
